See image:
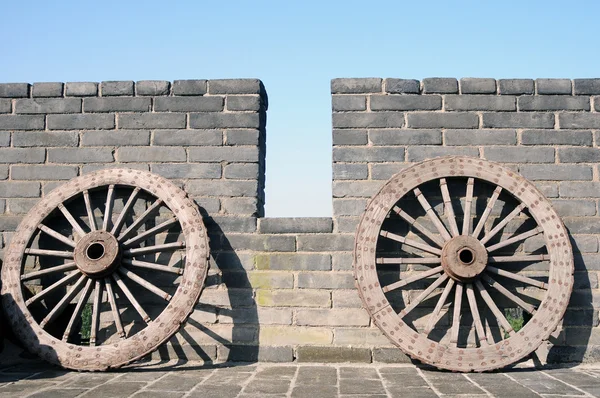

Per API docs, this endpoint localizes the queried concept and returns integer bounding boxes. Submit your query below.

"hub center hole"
[86,242,105,260]
[458,248,475,265]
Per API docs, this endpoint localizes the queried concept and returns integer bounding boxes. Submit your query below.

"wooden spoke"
[112,273,150,323]
[90,280,102,346]
[83,190,97,232]
[382,266,444,293]
[462,178,475,236]
[480,203,527,245]
[40,275,87,328]
[38,224,76,248]
[110,187,141,236]
[377,257,441,265]
[489,254,550,263]
[25,271,80,306]
[472,186,502,239]
[62,278,94,341]
[123,258,183,275]
[25,248,73,258]
[123,241,185,257]
[440,178,460,237]
[450,282,464,344]
[117,198,163,241]
[466,283,487,345]
[393,206,445,247]
[21,262,78,281]
[117,267,173,301]
[58,203,87,238]
[380,230,442,256]
[104,277,125,338]
[486,227,543,253]
[102,184,115,231]
[414,188,452,241]
[424,278,455,334]
[122,217,178,248]
[486,266,548,289]
[474,280,515,336]
[482,274,536,315]
[400,273,449,317]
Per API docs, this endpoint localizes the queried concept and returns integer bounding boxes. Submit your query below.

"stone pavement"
[0,360,599,398]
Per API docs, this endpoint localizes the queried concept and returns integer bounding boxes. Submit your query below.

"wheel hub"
[74,231,121,278]
[441,235,488,282]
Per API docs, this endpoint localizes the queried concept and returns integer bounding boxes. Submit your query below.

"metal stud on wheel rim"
[1,168,209,371]
[353,156,573,372]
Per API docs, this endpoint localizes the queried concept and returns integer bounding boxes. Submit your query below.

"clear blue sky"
[1,1,599,217]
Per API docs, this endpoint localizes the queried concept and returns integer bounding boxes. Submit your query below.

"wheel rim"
[354,156,573,372]
[1,168,209,370]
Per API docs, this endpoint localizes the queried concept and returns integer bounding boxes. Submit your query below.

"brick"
[225,129,259,145]
[373,348,411,363]
[186,180,258,197]
[334,328,390,345]
[520,165,592,181]
[189,146,258,162]
[333,181,383,198]
[536,79,572,95]
[15,98,81,114]
[13,131,78,147]
[257,290,330,307]
[118,113,185,129]
[332,129,367,145]
[224,163,259,179]
[498,79,534,94]
[48,148,114,163]
[331,78,382,94]
[100,81,134,96]
[259,218,332,234]
[12,165,78,180]
[0,115,44,130]
[116,147,186,162]
[32,82,63,97]
[154,129,222,146]
[482,113,554,128]
[65,82,98,96]
[192,197,221,214]
[521,130,592,146]
[333,112,404,128]
[219,345,293,363]
[0,165,7,179]
[369,163,412,180]
[333,163,368,180]
[7,198,37,214]
[460,78,496,94]
[370,95,441,111]
[154,96,223,112]
[559,113,600,129]
[333,289,363,307]
[384,78,420,94]
[407,112,478,128]
[574,79,600,94]
[227,95,261,111]
[445,129,516,145]
[296,347,371,363]
[82,130,150,146]
[190,112,260,129]
[260,326,332,345]
[208,79,261,94]
[0,182,40,197]
[518,95,589,111]
[0,199,4,212]
[369,129,441,145]
[485,147,554,163]
[550,200,596,216]
[559,182,600,197]
[219,308,293,325]
[535,183,558,197]
[445,95,515,111]
[83,97,151,112]
[0,131,9,146]
[422,78,458,94]
[297,234,354,251]
[0,216,22,231]
[297,309,369,326]
[223,271,292,289]
[332,95,366,111]
[172,80,207,95]
[221,197,258,215]
[255,253,331,271]
[407,146,479,161]
[0,99,10,113]
[333,147,404,162]
[297,272,354,289]
[48,114,114,130]
[333,199,368,216]
[0,83,29,98]
[135,80,170,96]
[559,148,600,163]
[0,148,45,163]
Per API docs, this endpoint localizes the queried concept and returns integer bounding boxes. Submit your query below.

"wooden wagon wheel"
[1,168,209,371]
[354,156,573,372]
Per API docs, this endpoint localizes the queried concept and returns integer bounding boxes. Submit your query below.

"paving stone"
[116,371,169,382]
[148,373,203,391]
[254,366,296,379]
[243,379,291,394]
[28,387,89,398]
[542,369,599,393]
[383,388,437,398]
[339,379,386,395]
[0,382,58,395]
[188,384,243,397]
[420,371,486,395]
[62,373,120,388]
[79,382,147,397]
[292,385,338,397]
[131,391,185,398]
[508,371,585,395]
[379,368,428,387]
[295,366,338,384]
[466,373,539,398]
[339,367,379,379]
